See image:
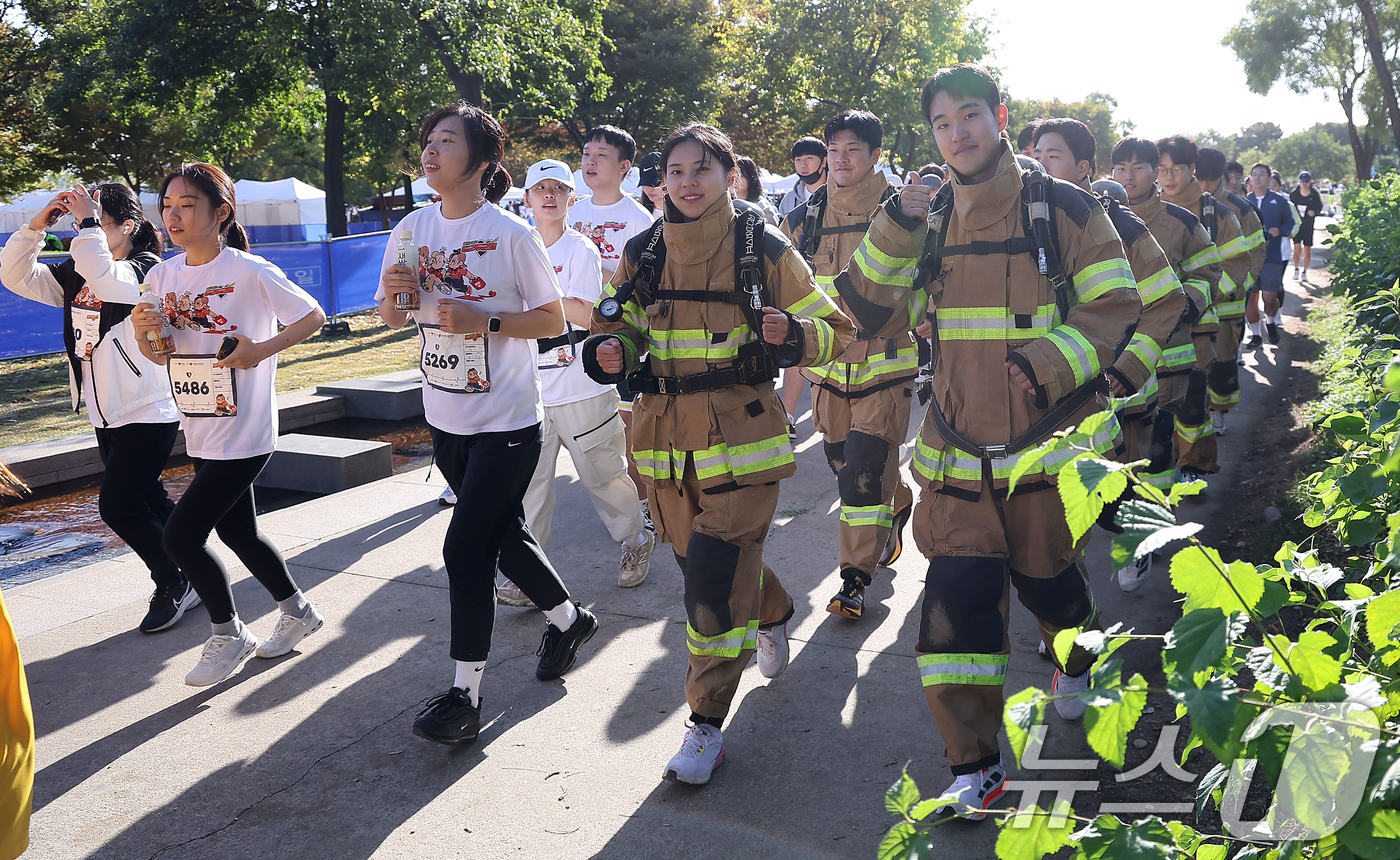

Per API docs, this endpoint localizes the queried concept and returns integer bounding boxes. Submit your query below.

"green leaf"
[996,807,1073,860]
[1163,609,1247,680]
[1254,579,1291,619]
[1053,627,1082,668]
[1338,808,1400,860]
[1167,479,1206,506]
[1366,589,1400,649]
[1059,456,1102,544]
[1195,762,1229,817]
[1004,686,1048,767]
[1268,631,1343,691]
[877,821,918,860]
[1009,435,1067,495]
[1110,499,1201,567]
[1073,816,1177,859]
[1171,676,1241,762]
[1169,547,1264,615]
[885,767,920,816]
[1083,669,1148,768]
[1194,844,1227,860]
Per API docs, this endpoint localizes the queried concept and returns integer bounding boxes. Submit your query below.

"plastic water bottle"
[393,230,421,311]
[137,283,175,356]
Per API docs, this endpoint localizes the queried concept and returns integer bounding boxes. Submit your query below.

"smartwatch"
[79,217,100,230]
[487,316,502,334]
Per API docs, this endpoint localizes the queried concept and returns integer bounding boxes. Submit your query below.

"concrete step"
[253,433,392,494]
[315,370,423,421]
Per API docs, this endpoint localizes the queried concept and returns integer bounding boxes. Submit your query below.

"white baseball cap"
[524,159,575,191]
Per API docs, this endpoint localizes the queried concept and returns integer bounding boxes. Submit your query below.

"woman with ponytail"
[0,183,196,635]
[130,162,328,688]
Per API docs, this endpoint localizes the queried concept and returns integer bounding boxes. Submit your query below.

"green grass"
[0,309,420,449]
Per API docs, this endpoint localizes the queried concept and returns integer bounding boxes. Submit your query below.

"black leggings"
[162,455,298,625]
[94,422,183,591]
[434,423,571,662]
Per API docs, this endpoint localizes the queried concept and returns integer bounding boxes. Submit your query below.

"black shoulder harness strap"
[1200,193,1218,242]
[796,184,898,266]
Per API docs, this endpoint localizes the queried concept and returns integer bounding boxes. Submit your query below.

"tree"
[1226,0,1388,180]
[1357,0,1400,151]
[1270,129,1355,181]
[0,0,56,196]
[1006,92,1123,175]
[1234,121,1284,154]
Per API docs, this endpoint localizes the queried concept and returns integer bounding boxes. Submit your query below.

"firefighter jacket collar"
[1160,178,1204,210]
[950,140,1023,231]
[826,166,891,216]
[1131,188,1166,221]
[662,196,737,265]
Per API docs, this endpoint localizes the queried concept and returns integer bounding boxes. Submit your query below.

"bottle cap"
[399,230,413,241]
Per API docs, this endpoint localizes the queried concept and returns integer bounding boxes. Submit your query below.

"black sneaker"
[1266,322,1281,344]
[827,576,866,619]
[536,604,598,680]
[412,688,481,745]
[140,582,201,634]
[878,504,913,567]
[1245,335,1263,350]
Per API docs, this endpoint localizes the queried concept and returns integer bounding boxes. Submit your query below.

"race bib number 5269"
[419,324,490,393]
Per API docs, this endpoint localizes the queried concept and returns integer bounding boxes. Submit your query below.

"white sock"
[623,530,649,549]
[543,600,579,631]
[210,616,241,637]
[1270,311,1283,325]
[277,590,310,618]
[1249,321,1263,337]
[453,660,484,705]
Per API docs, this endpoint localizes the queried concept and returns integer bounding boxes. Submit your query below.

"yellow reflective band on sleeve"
[852,239,917,288]
[1217,299,1246,318]
[912,412,1121,484]
[1141,468,1176,491]
[1121,372,1158,410]
[599,282,648,335]
[1045,325,1100,388]
[649,325,753,362]
[917,652,1009,687]
[840,503,894,529]
[936,303,1058,341]
[1074,258,1135,304]
[1182,246,1217,273]
[1183,277,1213,310]
[1216,234,1250,259]
[811,316,836,365]
[1156,343,1196,373]
[1125,331,1162,370]
[814,274,839,300]
[688,620,759,658]
[805,345,919,387]
[1135,265,1180,306]
[1244,229,1265,251]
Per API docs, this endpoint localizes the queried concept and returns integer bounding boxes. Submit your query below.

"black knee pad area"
[918,556,1005,653]
[1149,411,1175,472]
[823,440,846,476]
[684,532,740,635]
[1010,564,1094,629]
[836,432,891,507]
[1208,361,1238,393]
[1178,371,1209,425]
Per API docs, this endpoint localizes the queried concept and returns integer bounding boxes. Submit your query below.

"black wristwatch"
[79,217,100,230]
[487,316,502,334]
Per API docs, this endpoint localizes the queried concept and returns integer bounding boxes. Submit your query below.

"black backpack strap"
[627,218,668,309]
[1200,193,1218,242]
[1023,170,1072,324]
[795,186,828,266]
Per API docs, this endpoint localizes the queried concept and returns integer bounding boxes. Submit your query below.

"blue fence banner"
[0,232,393,360]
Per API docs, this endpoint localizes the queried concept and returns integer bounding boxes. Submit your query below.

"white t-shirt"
[568,194,653,273]
[147,248,321,460]
[538,229,610,407]
[376,202,564,435]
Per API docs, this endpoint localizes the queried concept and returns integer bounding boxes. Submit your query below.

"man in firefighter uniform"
[1111,137,1224,496]
[782,109,922,620]
[1031,119,1191,593]
[1156,135,1246,487]
[584,124,854,786]
[839,65,1141,818]
[1196,146,1265,435]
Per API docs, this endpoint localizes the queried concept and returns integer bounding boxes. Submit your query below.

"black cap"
[790,136,827,160]
[638,152,663,187]
[1298,170,1312,182]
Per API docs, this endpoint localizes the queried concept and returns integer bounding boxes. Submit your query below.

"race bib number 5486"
[168,355,238,417]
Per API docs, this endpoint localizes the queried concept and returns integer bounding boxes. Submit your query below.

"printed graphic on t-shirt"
[163,283,237,334]
[72,286,102,310]
[573,221,627,261]
[418,241,500,301]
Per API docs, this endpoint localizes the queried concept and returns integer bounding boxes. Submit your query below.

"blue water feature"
[0,231,392,359]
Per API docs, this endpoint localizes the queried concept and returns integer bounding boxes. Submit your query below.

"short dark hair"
[1196,147,1228,181]
[825,109,883,151]
[920,63,1002,125]
[1033,118,1096,168]
[419,102,508,192]
[584,125,637,164]
[917,163,945,180]
[1227,160,1245,176]
[1111,136,1159,169]
[790,136,827,160]
[1155,134,1198,167]
[734,155,763,202]
[1250,161,1271,175]
[1017,121,1040,151]
[662,123,737,175]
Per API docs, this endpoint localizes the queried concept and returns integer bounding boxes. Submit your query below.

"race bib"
[420,324,490,393]
[70,306,101,362]
[168,355,238,417]
[537,327,577,371]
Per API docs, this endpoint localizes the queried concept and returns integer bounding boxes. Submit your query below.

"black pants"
[94,422,183,592]
[162,455,298,625]
[434,423,571,662]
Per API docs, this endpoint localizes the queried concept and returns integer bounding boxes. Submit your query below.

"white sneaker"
[496,579,534,607]
[255,605,325,658]
[756,619,790,679]
[619,529,657,588]
[185,625,259,687]
[663,723,724,785]
[1293,268,1301,281]
[438,486,457,506]
[1052,668,1091,721]
[932,761,1007,821]
[1116,553,1154,593]
[1211,411,1228,436]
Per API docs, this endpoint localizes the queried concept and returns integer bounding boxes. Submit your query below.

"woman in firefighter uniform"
[583,124,853,787]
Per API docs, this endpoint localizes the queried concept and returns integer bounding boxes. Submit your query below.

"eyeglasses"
[1156,165,1190,178]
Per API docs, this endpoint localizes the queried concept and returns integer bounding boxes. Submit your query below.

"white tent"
[408,176,524,205]
[761,170,796,195]
[232,178,326,226]
[0,187,161,233]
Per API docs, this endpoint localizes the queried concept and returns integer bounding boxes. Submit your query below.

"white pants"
[523,389,644,550]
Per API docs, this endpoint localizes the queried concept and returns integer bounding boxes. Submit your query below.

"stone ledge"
[253,433,392,494]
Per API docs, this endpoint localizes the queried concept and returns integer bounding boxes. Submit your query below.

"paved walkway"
[8,274,1322,859]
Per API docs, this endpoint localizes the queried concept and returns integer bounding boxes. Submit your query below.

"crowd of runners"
[0,60,1314,820]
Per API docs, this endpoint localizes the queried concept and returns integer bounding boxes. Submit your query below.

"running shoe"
[1052,668,1091,721]
[255,604,325,658]
[878,503,913,567]
[826,576,866,619]
[932,761,1007,821]
[1267,322,1281,344]
[184,625,259,687]
[536,604,598,680]
[1246,335,1263,350]
[619,529,657,588]
[1292,268,1301,281]
[756,617,790,679]
[1211,411,1228,436]
[141,581,201,634]
[439,486,457,506]
[1176,467,1208,494]
[1116,553,1153,593]
[412,687,480,745]
[496,580,534,607]
[663,723,724,785]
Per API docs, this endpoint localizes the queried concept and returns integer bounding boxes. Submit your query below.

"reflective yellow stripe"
[1216,234,1250,259]
[1074,257,1134,304]
[841,504,894,528]
[1182,277,1213,311]
[936,303,1058,340]
[649,325,753,361]
[806,345,919,386]
[911,413,1121,484]
[1182,246,1217,273]
[1174,417,1215,443]
[1135,265,1180,305]
[1157,343,1196,372]
[1046,325,1099,388]
[688,620,759,657]
[1125,331,1161,370]
[1122,372,1158,410]
[852,239,917,288]
[917,652,1009,687]
[1218,299,1246,318]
